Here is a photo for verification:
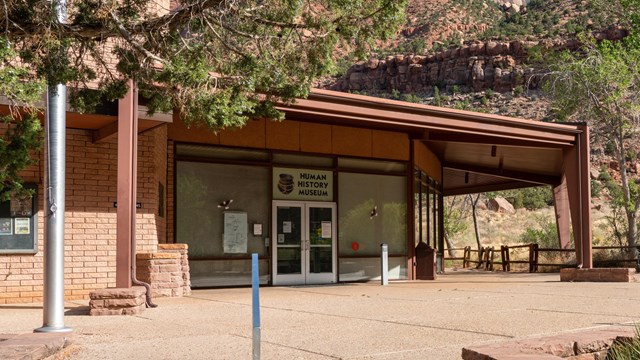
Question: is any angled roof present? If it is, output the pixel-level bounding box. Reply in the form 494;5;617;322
279;89;583;195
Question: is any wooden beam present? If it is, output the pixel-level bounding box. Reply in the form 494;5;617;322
92;121;119;143
424;132;573;149
443;161;561;186
444;180;536;196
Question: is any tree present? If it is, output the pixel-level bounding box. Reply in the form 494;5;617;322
443;195;469;257
0;0;407;198
543;1;640;255
467;193;482;253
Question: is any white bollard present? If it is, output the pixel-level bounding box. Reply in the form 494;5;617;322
381;243;389;286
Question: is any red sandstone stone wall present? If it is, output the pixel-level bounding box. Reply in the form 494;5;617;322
0;124;168;304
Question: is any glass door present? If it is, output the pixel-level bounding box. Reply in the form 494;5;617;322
272;201;336;285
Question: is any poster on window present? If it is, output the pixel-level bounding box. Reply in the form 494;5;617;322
14;218;30;235
223;212;247;254
0;218;11;235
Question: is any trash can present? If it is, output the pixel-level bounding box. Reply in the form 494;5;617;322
415;242;435;280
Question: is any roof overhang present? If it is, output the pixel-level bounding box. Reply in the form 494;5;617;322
0;95;172;143
278;89;583;196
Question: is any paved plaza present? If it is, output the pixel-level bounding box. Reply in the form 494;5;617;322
2;270;640;359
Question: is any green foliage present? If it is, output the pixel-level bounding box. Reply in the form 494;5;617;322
452;100;471;110
485;89;494;98
433;86;443;106
0;114;42;201
518;215;559;249
513;85;524;96
489;187;553;210
0;0;408;199
591;178;603;198
443;196;469;241
607;324;640;359
543;12;640;247
401;93;422;103
479;0;610;41
392;37;427;55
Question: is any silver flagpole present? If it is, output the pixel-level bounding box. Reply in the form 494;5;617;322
35;0;72;333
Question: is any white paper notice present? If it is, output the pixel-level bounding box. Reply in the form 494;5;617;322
14;218;30;235
223;212;247;253
283;221;292;234
321;221;332;238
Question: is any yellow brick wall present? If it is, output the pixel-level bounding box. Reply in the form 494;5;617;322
0;125;167;304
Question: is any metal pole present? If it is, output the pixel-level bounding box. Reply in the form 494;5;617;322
381;243;389;286
35;0;71;334
252;253;261;360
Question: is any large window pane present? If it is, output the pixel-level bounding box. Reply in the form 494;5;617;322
273;153;333;167
176;162;269;260
176;144;269;162
338;158;406;173
190;259;270;287
338;173;407;256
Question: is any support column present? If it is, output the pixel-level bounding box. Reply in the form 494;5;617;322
553;178;572;249
564;126;592;268
116;80;138;288
577;125;592;268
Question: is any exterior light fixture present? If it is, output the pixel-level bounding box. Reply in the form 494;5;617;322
217;199;233;210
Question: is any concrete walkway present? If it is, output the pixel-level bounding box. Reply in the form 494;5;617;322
2;270;640;359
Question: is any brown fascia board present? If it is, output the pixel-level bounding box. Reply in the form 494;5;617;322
291;89;582;145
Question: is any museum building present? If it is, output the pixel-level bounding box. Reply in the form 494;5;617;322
0;87;592;302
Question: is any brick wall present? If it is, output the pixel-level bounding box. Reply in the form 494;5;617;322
0;124;168;304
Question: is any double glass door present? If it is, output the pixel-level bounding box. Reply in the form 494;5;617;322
272;201;336;285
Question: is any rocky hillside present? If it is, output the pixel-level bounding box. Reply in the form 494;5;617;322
322;0;628;158
322;0;636;250
328;0;623;98
329;32;624;95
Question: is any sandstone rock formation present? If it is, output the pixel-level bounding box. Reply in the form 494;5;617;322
330;27;628;95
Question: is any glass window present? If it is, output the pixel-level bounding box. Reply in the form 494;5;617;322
338;158;406;173
413;168;442;250
339;257;407;282
176;161;270;260
273;153;334;167
338;173;407;256
176;144;269;162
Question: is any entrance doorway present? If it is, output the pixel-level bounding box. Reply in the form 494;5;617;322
272;201;337;285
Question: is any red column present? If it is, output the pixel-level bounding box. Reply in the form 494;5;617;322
564;125;592;268
553;178;572;249
116;80;138;288
577;125;592;268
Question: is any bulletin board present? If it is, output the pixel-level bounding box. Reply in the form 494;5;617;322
0;184;38;254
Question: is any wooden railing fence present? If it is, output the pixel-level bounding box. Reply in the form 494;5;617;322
443;244;640;273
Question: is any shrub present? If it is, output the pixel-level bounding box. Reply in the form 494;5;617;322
607;325;640;359
514;85;524;96
402;93;422;103
491;186;553;210
434;86;442;106
518;215;559;249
